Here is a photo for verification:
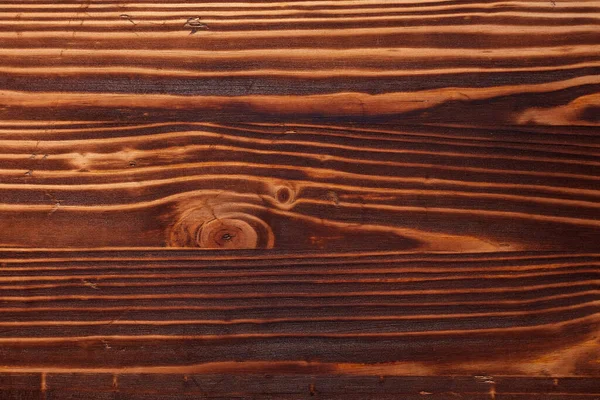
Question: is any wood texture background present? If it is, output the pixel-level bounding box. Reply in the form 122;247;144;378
0;0;599;398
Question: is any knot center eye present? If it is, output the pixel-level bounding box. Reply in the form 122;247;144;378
221;233;234;241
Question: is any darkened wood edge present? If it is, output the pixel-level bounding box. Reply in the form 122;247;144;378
0;374;599;400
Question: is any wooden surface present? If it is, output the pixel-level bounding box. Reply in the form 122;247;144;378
0;0;599;398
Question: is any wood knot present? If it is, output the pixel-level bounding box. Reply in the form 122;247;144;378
276;186;292;204
197;218;257;249
272;183;297;210
169;208;274;249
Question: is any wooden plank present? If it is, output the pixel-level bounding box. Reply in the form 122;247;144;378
0;0;598;397
1;122;599;251
0;250;597;376
0;0;597;125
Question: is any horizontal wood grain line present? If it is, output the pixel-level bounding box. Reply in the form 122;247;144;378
0;75;596;125
4;152;599;182
3;9;599;19
4;24;596;33
3;121;599;154
0;300;596;324
4;130;598;161
0;267;597;282
3;142;599;177
1;16;599;33
1;46;598;65
0;262;596;280
4;125;599;159
1;249;597;262
3;153;599;199
0;314;594;338
0;306;595;327
0;261;597;275
0;281;596;301
1;2;597;11
0;293;596;314
0;312;595;342
1;121;597;143
1;293;595;311
1;3;598;14
1;68;598;97
237;122;600;146
1;26;598;49
0;15;597;27
2;296;595;314
1;275;596;293
3;0;597;5
0;10;597;22
4;143;599;175
0;262;562;278
0;68;598;93
1;3;597;12
0;298;600;327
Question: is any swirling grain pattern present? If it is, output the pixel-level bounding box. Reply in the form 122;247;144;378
1;121;599;251
0;0;598;398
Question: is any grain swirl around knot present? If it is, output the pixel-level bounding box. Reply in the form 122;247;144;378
169;203;275;250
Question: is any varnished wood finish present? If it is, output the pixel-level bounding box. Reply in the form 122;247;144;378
0;0;598;398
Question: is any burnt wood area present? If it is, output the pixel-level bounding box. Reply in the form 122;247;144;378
0;0;599;398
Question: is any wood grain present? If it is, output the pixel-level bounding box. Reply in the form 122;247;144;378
0;0;598;125
0;250;597;370
1;121;600;251
0;0;598;398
